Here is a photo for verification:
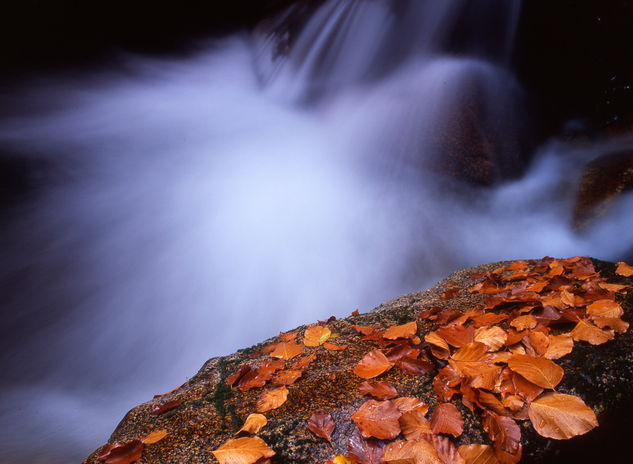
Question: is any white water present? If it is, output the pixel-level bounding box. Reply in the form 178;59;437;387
1;1;632;462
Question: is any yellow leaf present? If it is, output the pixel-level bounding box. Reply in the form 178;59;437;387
303;326;331;347
212;437;275;464
256;386;289;413
142;429;168;444
383;321;418;340
235;414;267;435
507;354;564;389
616;261;633;276
269;341;303;360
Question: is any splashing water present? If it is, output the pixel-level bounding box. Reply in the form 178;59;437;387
0;0;632;461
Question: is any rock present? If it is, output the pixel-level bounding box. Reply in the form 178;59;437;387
82;258;633;463
573;149;633;228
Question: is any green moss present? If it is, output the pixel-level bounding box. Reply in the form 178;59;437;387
211;357;236;432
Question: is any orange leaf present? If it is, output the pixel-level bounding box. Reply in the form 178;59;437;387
482;412;521;455
142;430;168;444
474;326;507;351
509;315;537;331
351;399;402;440
528;392;598;439
436;325;474;348
425;332;450;351
592;316;629;333
392;397;429;415
347;428;385;464
384;440;441;464
512;372;544;402
458;444;499;464
270;341;303;360
598;282;629;292
570;319;615;345
543;334;573;360
279;331;297;341
291;353;317;371
97;440;144;464
384;321;418;340
212;437;275;464
506;354;564;389
399;410;432;440
323;342;349;351
233;414;266;436
304;326;332;347
359;381;399;400
256;386;289;413
398;357;434;376
471;313;509;328
308;412;336;444
151;400;181;415
526;331;549;357
271;369;303;386
425;433;466;464
353;350;394;379
431;403;464;437
451;342;489;363
616;261;633;276
227;365;251;388
586;299;623;318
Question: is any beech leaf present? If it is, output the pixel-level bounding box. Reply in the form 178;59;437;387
384;440;441;464
457;444;499;464
235;414;267;435
506;354;564;389
212;437;275;464
431;403;464;437
384;321;418;340
308;412;336;444
142;430;168;444
474;326;507;351
482;412;521;455
586;299;623;318
269;341;303;360
359;381;399;400
256;386;289;413
304;326;332;347
347;429;385;464
97;440;144;464
570;319;614;345
271;369;303;386
351;399;402;440
392;397;429;415
543;334;574;360
616;261;633;276
528;392;598;439
354;350;394;379
399;410;432;441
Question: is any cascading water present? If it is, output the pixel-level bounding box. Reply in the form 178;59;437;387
0;0;632;462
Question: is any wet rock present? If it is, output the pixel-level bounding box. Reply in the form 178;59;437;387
82;259;633;463
573;149;633;228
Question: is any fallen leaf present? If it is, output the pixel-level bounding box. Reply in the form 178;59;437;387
471;313;509;328
330;455;354;464
507;354;564;389
347;428;385;464
437;325;474;348
257;360;286;376
151;400;181;415
384;440;441;464
457;444;499;464
392;397;429;415
359;381;399;400
291;353;317;371
350;325;382;336
271;369;303;386
386;344;421;362
384;321;418;340
354;350;394;379
308;412;336;444
422;433;465;464
227;365;251;388
509;315;537;331
97;440;144;464
592;316;629;333
212;437;275;464
482;412;521;455
586;299;623;318
570;319;615;345
351;399;402;440
526;331;549;356
399;410;432;440
304;326;332;347
598;282;629;292
323;342;349;351
256;386;289;413
279;331;298;341
451;342;489;363
235;414;267;436
142;430;169;444
431;403;464;437
270;341;303;360
543;334;574;360
528;392;598;439
616;261;633;276
398;357;434;376
442;288;462;299
511;372;544;403
474;326;507;351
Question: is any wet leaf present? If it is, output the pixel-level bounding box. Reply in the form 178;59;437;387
384;440;441;464
279;331;298;341
212;437;275;464
506;354;564;389
97;440;143;464
386;344;421;362
256;386;289;413
227;365;251;388
384;321;418;340
451;342;489;363
528;392;598;439
509;315;537;331
392;397;429;415
351;399;402;440
142;430;168;444
151;400;181;415
570;319;614;345
269;341;303;360
482;412;521;455
543;334;573;360
330;455;354;464
457;444;499;464
271;369;303;386
308;412;336;444
474;326;507;351
235;414;267;436
347;429;385;464
436;325;474;348
586;299;623;318
291;352;317;371
304;326;332;347
616;261;633;276
423;434;465;464
323;342;349;351
354;350;394;379
398;357;434;376
431;403;464;437
399;410;432;440
359;381;399;400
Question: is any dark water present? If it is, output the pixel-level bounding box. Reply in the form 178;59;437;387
1;1;632;462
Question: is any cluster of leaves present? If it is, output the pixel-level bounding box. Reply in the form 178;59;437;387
206;257;632;464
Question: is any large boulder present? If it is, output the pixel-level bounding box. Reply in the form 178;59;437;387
83;257;633;463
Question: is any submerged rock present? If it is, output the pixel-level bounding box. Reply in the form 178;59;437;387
83;258;633;463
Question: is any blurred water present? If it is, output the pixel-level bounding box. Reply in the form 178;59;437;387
1;0;632;462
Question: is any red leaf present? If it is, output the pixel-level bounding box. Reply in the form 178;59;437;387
482;412;521;455
97;440;144;464
347;428;385;464
151;400;181;415
227;365;251;388
359;381;399;400
431;403;464;437
352;400;402;440
308;412;336;444
398;357;434;376
354;350;394;379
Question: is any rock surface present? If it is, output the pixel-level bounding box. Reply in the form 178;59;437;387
83;258;633;464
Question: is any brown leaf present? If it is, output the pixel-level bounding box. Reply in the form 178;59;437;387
471;313;509;328
269;341;303;360
506;354;564;389
227;365;251;388
142;430;168;444
457;444;499;464
323;342;349;351
236;414;267;435
257;360;286;376
474;326;507;351
433;365;461;402
256;386;289;413
399;410;432;441
279;331;298;341
271;369;303;386
528;392;598;439
97;440;144;464
384;440;441;464
442;288;462;299
151;400;181;415
459;363;502;391
359;381;399;400
423;434;465;464
351;325;382;336
451;342;489;363
586;299;623;318
386;344;421;362
482;412;521;455
431;403;464;437
354;350;394;379
543;334;574;359
392;397;429;415
592;316;629;333
526;331;549;357
352;399;402;440
511;373;544;403
436;325;474;348
384;321;418;340
347;428;385;464
616;261;633;276
509;315;537;331
212;437;275;464
308;412;336;444
291;352;317;371
398;357;434;376
304;326;332;347
570;318;615;345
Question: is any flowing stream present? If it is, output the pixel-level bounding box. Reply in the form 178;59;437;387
1;0;632;462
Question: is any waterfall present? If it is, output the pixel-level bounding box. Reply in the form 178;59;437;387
0;1;631;462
